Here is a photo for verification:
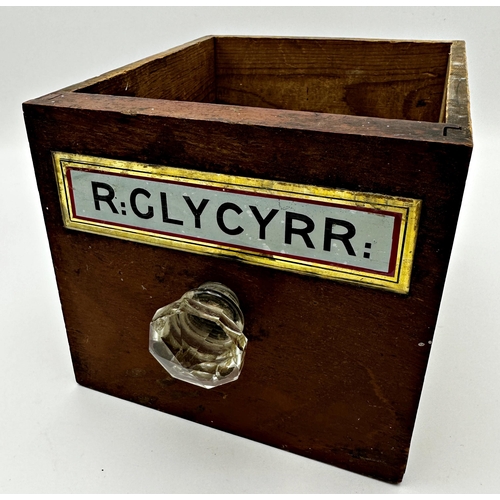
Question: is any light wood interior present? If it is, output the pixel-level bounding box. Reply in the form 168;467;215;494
77;37;452;123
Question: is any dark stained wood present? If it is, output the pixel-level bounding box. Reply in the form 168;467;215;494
23;36;473;484
26;91;469;146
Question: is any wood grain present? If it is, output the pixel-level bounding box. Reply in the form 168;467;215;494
24;36;473;484
77;36;216;103
74;36;451;123
215;37;450;121
443;41;473;135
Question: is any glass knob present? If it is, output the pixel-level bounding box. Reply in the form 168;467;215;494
149;282;247;389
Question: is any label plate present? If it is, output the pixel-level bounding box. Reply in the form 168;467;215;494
53;152;421;293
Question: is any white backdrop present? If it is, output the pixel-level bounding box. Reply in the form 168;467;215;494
1;6;499;494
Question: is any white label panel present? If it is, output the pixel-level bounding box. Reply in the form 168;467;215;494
53;153;421;293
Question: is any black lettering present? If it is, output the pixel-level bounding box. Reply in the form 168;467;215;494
217;202;243;235
130;188;154;219
249;206;279;240
363;242;372;259
92;182;118;214
284;212;315;249
183;196;209;229
324;218;356;256
160;192;183;226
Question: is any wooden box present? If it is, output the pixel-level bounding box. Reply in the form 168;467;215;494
23;36;473;483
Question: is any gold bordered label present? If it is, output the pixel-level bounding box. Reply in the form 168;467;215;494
53;152;421;294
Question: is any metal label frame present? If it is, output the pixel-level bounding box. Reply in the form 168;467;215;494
53;152;421;294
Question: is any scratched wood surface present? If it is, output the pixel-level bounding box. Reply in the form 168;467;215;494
24;37;472;484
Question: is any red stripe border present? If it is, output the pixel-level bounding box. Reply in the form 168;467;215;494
64;165;404;279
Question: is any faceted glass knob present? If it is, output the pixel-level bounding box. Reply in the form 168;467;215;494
149;282;247;389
